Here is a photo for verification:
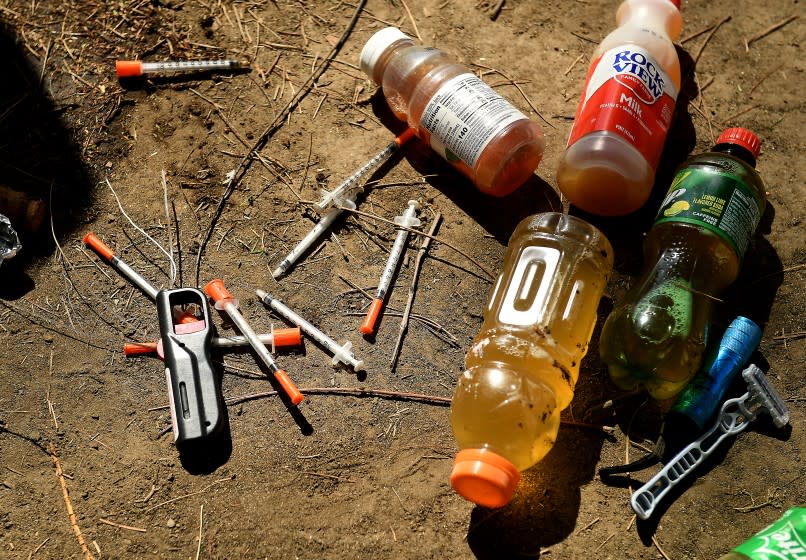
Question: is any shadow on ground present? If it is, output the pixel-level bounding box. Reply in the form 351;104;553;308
0;22;93;298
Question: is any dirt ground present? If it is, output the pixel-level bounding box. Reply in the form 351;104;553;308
0;0;803;558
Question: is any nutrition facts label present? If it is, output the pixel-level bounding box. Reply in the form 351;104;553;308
421;73;527;168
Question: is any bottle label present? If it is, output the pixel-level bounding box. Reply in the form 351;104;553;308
566;45;678;169
496;246;560;326
732;507;806;559
420;73;528;168
654;167;763;260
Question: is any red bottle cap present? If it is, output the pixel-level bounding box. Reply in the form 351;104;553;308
450;448;520;508
716;128;761;159
668;0;681;9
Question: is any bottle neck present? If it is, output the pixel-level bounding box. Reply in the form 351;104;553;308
616;0;682;40
712;144;757;168
367;38;417;84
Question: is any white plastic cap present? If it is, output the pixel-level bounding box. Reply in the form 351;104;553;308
359;27;410;79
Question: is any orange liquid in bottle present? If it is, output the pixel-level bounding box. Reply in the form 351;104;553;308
360;28;545;197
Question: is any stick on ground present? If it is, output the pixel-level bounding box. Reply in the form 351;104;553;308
390;212;442;371
50;443;95;560
194;0;368;286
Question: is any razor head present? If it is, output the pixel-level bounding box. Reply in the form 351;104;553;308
742;364;790;428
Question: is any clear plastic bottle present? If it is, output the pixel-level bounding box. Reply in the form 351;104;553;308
557;0;682;216
718;506;806;559
359;27;545;197
450;213;613;508
599;128;766;400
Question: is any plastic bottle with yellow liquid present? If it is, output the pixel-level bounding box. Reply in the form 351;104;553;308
359;27;545;197
599;128;767;400
450;213;613;508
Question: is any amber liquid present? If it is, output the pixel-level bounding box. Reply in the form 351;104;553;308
599;151;766;400
451;213;613;470
374;41;545;196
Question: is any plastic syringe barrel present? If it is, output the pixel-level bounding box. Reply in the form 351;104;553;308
256;290;364;371
667;316;761;432
83;231;159;301
204;280;303;405
272;208;341;279
314;129;415;214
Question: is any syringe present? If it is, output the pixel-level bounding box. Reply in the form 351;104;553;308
272;129;416;279
204;279;304;406
360;200;421;335
124;326;303;358
256;290;365;372
116;59;249;78
83;231;159;300
315;128;416;213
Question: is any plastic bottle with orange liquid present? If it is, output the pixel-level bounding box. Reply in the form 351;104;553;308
450;213;613;508
557;0;682;216
359;27;545;197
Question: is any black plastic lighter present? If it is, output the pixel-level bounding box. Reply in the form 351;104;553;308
157;287;225;446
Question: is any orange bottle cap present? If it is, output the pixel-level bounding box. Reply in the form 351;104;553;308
450;448;520;508
273;327;302;348
204;279;233;303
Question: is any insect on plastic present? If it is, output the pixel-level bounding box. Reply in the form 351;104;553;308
272;129;416;279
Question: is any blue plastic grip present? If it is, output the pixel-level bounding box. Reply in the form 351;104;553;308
669;316;762;430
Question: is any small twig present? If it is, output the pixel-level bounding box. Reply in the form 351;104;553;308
194;0;368;286
98;518;146;533
595;533;615;553
337;205;495;280
488;0;505;21
195;505;204;560
745;15;799;51
564;53;585;76
652;535;673;560
575;517;600;536
723;104;760;123
774;331;806;341
683;16;731;88
144;478;232;512
161;170;176;288
50;443;95;560
570;30;598;44
298;470;356;483
391;212;442;371
226;387;452;407
471;62;555;128
749;62;785;95
28;537;49;559
398;0;421;40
